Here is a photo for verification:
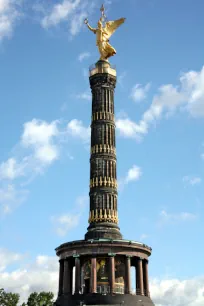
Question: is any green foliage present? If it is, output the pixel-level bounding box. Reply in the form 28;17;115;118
0;289;55;306
24;292;54;306
0;288;20;306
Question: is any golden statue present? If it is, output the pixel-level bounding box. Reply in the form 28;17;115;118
84;5;125;61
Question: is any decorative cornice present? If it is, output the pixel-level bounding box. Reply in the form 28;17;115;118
89;74;116;89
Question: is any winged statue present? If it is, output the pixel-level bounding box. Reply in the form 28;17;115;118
84;6;125;61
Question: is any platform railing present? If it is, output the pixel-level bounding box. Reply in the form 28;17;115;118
96;285;125;294
89;63;116;77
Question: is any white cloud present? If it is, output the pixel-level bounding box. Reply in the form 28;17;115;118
0;158;26;180
125;165;142;184
75;90;91;101
151;277;204;306
118;66;204;140
118;71;127;87
0;117;90;215
82;68;88;79
41;0;81;28
51;213;80;236
78;51;90;62
159;210;197;225
201;153;204;160
139;233;148;241
0;184;28;215
183;176;202;186
75;194;88;210
116;117;147;141
21;119;59;164
0;251;58;304
0;0;21;41
69;10;86;36
0;119;60;183
130;83;151;102
40;0;95;37
0;248;25;272
67;119;90;143
51;195;88;236
118;165;142;191
21;119;58;147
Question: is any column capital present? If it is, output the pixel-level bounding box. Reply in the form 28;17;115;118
73;254;80;258
126;255;132;258
108;252;116;257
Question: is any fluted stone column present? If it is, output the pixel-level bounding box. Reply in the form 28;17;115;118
109;255;115;294
144;260;150;297
58;259;64;296
63;258;71;294
85;60;122;240
91;257;97;293
137;258;144;295
74;256;81;294
125;256;131;294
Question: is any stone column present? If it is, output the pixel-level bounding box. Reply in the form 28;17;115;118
63;258;71;294
144;260;150;297
136;259;139;294
91;257;97;293
109;255;115;294
74;256;81;294
125;256;131;294
58;259;64;296
137;258;144;296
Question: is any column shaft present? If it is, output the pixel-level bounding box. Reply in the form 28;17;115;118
144;260;150;297
75;257;81;294
63;258;71;294
58;260;64;296
109;256;115;294
125;256;131;294
137;258;144;295
91;257;97;293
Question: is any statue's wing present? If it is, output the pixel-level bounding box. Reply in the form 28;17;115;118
104;18;126;39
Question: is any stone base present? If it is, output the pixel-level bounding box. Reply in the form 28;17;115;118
55;293;155;306
85;222;122;240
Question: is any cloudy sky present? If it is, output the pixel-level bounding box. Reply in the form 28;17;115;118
0;0;204;305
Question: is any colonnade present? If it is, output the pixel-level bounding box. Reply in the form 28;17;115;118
58;255;150;297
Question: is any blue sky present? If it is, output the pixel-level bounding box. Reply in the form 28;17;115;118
0;0;204;305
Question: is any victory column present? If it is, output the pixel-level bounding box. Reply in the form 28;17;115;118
54;5;155;306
